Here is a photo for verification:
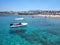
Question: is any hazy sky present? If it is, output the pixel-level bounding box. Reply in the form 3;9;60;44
0;0;60;11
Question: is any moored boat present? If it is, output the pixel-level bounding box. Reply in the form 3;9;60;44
10;23;28;28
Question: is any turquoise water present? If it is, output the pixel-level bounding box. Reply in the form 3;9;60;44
0;14;60;45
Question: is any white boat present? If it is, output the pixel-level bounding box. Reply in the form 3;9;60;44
10;23;28;28
15;18;24;20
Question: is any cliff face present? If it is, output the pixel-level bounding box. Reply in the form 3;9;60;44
0;11;60;15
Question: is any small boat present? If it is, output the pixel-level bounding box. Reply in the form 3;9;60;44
10;23;28;28
15;18;24;20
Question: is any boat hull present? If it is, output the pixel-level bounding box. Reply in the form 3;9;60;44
10;23;28;28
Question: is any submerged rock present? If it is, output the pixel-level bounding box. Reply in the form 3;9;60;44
9;29;27;34
19;30;60;45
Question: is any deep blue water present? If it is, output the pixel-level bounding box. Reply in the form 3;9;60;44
0;14;60;45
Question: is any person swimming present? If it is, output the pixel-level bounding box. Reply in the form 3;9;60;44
19;22;21;25
32;16;34;18
10;24;13;26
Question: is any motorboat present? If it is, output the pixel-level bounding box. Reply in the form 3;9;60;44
15;18;24;20
10;23;28;28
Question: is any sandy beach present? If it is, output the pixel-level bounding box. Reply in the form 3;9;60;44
34;15;60;18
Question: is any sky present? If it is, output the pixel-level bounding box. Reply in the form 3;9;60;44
0;0;60;11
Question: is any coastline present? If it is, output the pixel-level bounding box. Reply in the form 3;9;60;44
0;13;60;18
34;15;60;18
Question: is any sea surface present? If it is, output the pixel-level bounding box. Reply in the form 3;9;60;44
0;14;60;45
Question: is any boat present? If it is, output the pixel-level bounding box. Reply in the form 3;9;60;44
15;18;24;20
10;23;28;28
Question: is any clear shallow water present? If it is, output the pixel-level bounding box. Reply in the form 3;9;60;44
0;14;60;45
